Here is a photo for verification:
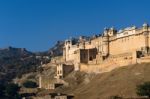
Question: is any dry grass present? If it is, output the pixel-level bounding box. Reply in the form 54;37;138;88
55;63;150;99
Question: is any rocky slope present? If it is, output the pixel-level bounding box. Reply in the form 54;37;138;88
54;63;150;99
35;41;64;57
13;59;150;99
1;45;150;99
0;46;41;83
0;41;65;84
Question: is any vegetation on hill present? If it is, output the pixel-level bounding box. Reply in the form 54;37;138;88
0;46;41;83
0;44;64;98
23;80;38;88
136;81;150;98
0;83;21;99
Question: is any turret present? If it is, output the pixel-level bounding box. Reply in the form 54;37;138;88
107;27;117;37
102;28;109;57
63;39;72;61
63;46;66;61
142;23;149;54
143;22;149;31
65;39;71;51
103;27;109;36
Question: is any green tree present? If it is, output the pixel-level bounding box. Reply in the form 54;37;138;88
136;82;150;98
5;83;21;99
0;83;5;97
23;80;37;88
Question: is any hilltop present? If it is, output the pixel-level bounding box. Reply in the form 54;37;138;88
35;41;64;57
0;46;32;58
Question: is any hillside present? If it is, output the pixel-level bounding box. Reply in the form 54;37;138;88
0;42;65;84
0;46;41;83
1;46;150;99
36;41;64;57
54;63;150;99
47;41;64;57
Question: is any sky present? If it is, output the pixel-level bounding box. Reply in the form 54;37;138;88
0;0;150;52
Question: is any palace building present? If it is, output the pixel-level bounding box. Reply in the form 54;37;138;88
39;23;150;90
62;23;150;73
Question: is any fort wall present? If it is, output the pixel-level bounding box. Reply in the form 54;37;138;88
109;30;146;55
39;23;150;91
62;23;150;73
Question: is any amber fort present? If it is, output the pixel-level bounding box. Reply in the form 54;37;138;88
54;23;150;74
39;23;150;89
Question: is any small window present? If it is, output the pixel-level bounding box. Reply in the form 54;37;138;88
68;46;70;50
89;57;92;61
68;41;70;44
84;54;86;58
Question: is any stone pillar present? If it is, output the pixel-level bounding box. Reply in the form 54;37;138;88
132;51;137;64
102;36;109;57
102;28;109;57
39;75;42;88
143;23;149;54
74;61;80;71
63;47;66;61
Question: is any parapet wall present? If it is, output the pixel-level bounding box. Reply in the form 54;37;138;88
51;56;64;64
79;51;137;73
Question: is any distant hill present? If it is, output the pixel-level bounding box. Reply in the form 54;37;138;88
0;46;41;83
0;46;33;58
35;41;64;57
45;41;64;57
0;41;65;83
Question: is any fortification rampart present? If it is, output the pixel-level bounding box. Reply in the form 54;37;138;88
59;23;150;73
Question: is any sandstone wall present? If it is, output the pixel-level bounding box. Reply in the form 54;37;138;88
79;52;137;73
109;32;146;55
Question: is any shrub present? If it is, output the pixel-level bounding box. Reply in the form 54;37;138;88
110;95;122;99
0;83;5;96
23;81;37;88
136;81;150;98
5;83;21;99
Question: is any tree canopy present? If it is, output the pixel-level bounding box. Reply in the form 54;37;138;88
136;81;150;98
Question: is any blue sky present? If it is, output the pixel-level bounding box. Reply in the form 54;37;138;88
0;0;150;52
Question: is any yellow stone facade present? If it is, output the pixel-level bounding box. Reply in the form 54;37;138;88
63;23;150;73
